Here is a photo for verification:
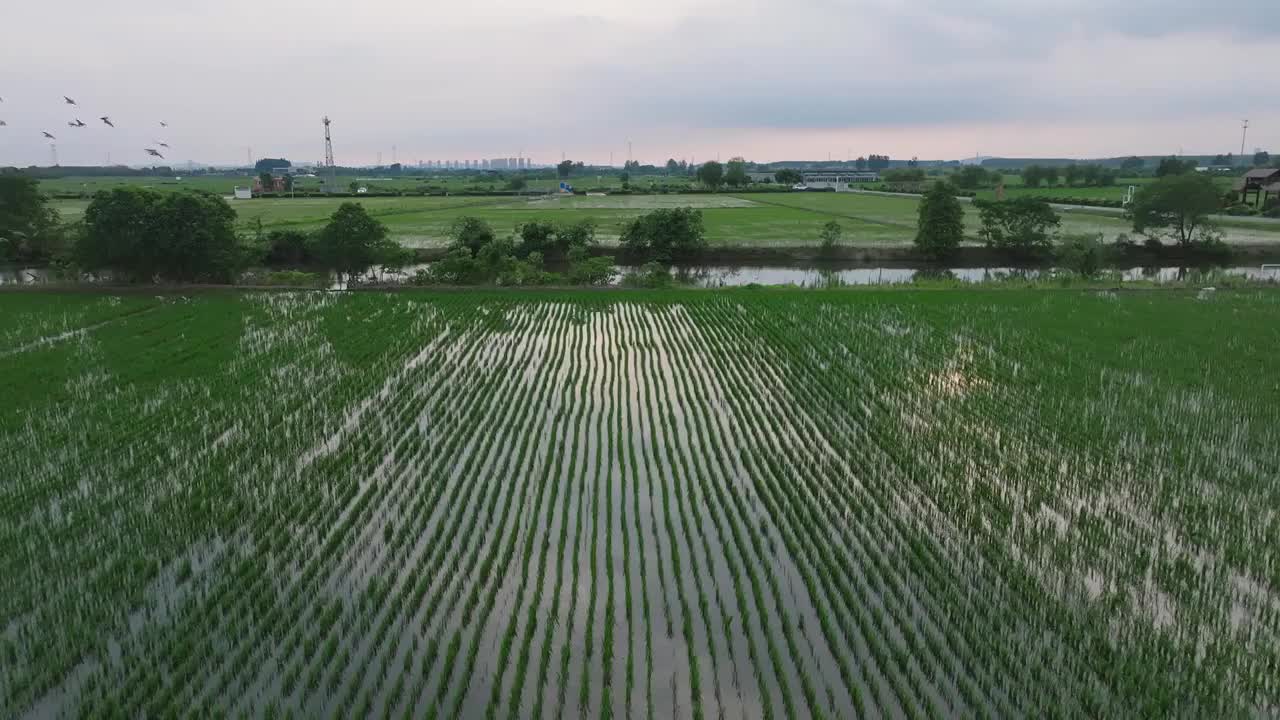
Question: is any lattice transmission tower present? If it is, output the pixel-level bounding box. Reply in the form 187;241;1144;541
323;116;336;192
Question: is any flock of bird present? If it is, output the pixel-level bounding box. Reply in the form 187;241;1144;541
0;95;171;160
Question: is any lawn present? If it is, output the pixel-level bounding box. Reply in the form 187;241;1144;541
3;288;1278;718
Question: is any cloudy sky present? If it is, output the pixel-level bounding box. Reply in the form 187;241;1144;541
2;0;1278;167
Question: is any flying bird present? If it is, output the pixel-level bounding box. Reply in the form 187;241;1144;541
43;131;56;139
99;116;114;127
156;141;170;148
63;96;77;105
159;121;167;127
145;148;165;159
0;120;7;127
68;118;86;128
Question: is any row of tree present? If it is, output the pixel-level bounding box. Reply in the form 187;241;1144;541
0;176;406;283
914;172;1230;259
1021;164;1119;188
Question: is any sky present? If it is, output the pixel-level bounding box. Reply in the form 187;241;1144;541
2;0;1279;168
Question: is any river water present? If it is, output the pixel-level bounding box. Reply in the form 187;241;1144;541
3;263;1278;288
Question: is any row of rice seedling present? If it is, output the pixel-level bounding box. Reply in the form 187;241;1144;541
3;289;1277;718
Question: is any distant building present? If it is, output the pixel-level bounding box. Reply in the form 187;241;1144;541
800;170;879;190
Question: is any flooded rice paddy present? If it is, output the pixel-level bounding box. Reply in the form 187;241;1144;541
2;289;1279;718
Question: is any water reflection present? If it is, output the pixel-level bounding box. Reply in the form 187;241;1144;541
3;263;1278;288
620;264;1280;288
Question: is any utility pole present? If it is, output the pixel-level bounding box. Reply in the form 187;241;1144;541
1241;119;1250;160
50;143;58;167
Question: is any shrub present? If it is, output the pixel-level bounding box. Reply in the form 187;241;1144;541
263;230;314;265
1056;234;1105;278
622;261;673;288
566;247;616;285
819;220;842;251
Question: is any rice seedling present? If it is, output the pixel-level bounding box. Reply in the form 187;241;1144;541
3;288;1278;719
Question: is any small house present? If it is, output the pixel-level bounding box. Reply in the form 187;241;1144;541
1234;168;1280;207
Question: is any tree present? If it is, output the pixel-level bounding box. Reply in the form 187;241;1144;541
914;182;964;258
1044;166;1061;187
1062;165;1081;187
556;160;575;179
448;216;496;254
974;198;1060;255
1022;165;1045;188
1156;156;1195;177
314;202;396;281
623;159;640;171
882;168;925;183
774;169;803;185
696;161;724;190
254;158;290;172
819;220;842;251
867;154;891;170
619;207;707;261
724;157;748;188
665;158;680;175
1254;151;1271;167
1128;173;1222;246
78;188;241;282
907;157;919;168
0;176;62;263
1121;156;1146;172
952;165;989;190
258;172;274;192
506;176;527;191
855;156;867;171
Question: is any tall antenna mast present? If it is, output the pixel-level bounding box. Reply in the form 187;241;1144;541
323;116;336;192
50;143;58;167
1240;119;1249;160
323;116;335;168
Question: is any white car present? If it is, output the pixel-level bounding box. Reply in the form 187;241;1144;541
791;183;809;191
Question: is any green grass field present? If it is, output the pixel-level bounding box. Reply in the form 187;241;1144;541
3;288;1278;718
46;177;1280;248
